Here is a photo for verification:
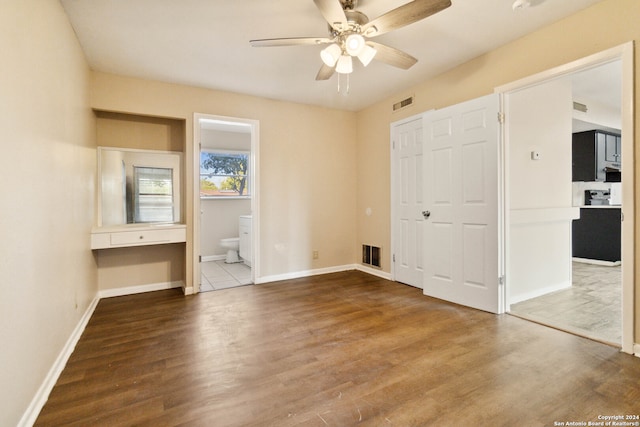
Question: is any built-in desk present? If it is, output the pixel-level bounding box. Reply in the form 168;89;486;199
91;224;187;250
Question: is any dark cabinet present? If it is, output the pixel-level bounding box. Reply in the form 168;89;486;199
572;130;621;182
603;132;621;163
572;208;621;262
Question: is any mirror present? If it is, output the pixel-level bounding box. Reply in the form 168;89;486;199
98;147;182;226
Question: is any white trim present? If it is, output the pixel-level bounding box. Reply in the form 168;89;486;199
508;282;572;305
510;207;580;225
496;42;635;354
634;343;640;358
495;44;628;94
572;257;621;267
18;295;100;427
355;264;393;280
255;264;357;284
98;281;183;299
201;254;226;262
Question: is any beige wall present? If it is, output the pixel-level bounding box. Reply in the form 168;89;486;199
356;0;639;340
0;1;97;425
91;72;358;283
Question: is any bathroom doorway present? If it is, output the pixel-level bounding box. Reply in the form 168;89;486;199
194;114;259;292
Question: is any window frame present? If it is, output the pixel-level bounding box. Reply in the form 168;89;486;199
199;148;251;199
132;166;175;223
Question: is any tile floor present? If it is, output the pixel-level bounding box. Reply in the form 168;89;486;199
510;261;621;346
200;260;252;292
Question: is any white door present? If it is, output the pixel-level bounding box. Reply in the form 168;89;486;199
423;94;501;313
392;117;424;288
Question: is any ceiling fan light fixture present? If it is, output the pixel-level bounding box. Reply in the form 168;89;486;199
345;33;365;56
336;54;353;74
357;44;377;67
512;0;531;10
320;43;342;67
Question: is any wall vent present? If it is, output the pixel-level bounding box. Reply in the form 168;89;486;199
392;96;414;112
573;101;588;113
362;244;381;268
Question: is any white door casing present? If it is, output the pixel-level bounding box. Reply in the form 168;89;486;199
423;94;501;313
391;116;425;288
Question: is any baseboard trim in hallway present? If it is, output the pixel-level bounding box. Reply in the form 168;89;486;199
19;294;100;427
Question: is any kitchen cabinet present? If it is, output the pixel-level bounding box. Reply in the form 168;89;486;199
572;207;621;262
572;130;621;182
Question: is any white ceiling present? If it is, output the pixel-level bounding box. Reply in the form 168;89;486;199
60;0;606;111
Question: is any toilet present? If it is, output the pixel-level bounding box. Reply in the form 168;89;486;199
220;237;240;263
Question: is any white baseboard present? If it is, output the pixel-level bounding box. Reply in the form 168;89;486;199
183;283;195;295
355;264;392;280
201;255;226;262
509;281;572;305
18;295;100;427
572;257;621;267
255;264;358;284
98;281;184;299
21;281;185;425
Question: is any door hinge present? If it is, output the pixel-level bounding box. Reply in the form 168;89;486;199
498;112;505;124
392;140;396;149
499;275;505;286
199;255;202;263
621;211;624;222
393;253;396;262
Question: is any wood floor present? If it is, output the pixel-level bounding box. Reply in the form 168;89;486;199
35;271;640;426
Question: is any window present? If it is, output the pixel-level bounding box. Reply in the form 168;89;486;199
133;166;174;223
200;150;250;198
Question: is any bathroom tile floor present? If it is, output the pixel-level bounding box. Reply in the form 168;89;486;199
510;262;621;346
200;260;252;292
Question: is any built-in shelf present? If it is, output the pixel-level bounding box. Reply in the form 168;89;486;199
91;224;186;250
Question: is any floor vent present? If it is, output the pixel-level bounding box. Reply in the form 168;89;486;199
392;96;414;112
362;245;381;268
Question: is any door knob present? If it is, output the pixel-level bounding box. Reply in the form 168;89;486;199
422;210;431;219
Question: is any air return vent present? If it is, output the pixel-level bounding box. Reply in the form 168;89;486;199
573;101;588;113
392;96;414;112
362;244;381;268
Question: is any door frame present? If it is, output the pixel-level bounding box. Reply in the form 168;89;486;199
192;113;260;292
390;112;428;284
495;42;635;354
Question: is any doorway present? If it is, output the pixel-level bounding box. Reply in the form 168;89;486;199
193;114;259;292
498;43;634;353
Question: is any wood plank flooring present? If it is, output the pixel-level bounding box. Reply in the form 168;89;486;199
35;271;640;426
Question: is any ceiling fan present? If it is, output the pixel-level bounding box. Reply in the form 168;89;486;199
250;0;452;81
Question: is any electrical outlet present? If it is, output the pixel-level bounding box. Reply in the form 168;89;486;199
313;250;319;259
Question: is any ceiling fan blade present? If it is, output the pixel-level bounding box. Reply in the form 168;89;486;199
362;0;451;37
250;37;332;47
313;0;348;30
368;42;417;69
315;63;336;80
